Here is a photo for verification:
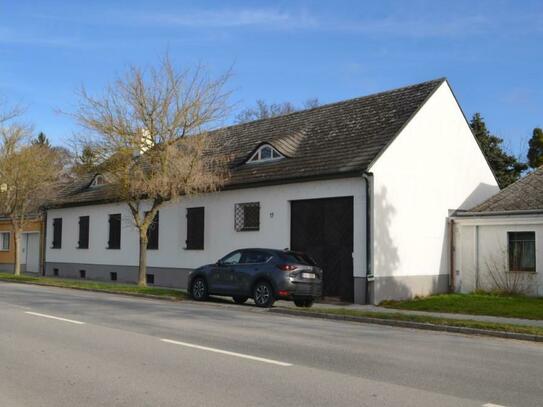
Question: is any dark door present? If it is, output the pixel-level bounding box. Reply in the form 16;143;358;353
291;197;354;302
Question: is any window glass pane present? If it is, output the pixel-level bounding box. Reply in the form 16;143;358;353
508;232;535;272
272;150;281;158
1;233;9;250
242;251;271;264
222;251;242;265
279;252;316;265
260;146;272;160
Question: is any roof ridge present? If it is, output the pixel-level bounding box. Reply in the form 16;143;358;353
214;77;447;133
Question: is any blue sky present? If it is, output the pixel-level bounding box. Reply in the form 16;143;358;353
1;0;542;158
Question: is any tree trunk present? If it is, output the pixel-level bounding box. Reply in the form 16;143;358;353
138;230;148;287
13;227;22;276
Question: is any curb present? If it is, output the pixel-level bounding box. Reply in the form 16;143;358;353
269;308;543;343
0;278;185;302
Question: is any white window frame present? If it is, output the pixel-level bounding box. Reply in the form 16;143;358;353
0;232;10;251
90;174;106;187
247;144;284;164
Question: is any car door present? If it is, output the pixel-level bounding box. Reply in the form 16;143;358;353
209;250;242;294
234;250;272;295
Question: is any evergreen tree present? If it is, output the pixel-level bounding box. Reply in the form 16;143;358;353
470;113;527;188
527;128;543;169
32;132;51;147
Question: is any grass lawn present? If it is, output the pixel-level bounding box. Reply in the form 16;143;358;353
0;272;187;300
288;307;543;337
381;293;543;320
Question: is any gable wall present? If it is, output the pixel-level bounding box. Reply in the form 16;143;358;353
368;81;499;302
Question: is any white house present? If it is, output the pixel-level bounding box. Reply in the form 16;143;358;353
453;167;543;296
44;78;499;304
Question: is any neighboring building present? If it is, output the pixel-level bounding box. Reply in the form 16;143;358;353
453;167;543;296
0;216;43;274
44;78;499;304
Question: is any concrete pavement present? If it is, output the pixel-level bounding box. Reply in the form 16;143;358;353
1;282;542;407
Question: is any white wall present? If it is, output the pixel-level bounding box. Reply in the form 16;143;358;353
46;178;367;276
369;81;499;280
454;216;543;296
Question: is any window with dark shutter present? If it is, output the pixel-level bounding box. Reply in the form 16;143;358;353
146;211;159;250
108;214;121;249
186;207;204;250
235;202;260;231
78;216;89;249
52;218;62;249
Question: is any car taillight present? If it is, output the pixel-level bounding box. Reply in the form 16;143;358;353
277;264;297;271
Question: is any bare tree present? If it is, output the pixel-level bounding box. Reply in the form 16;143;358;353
70;55;231;286
483;247;532;295
0;111;63;275
235;98;319;123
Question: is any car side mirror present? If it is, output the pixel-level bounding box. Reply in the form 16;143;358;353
216;259;224;266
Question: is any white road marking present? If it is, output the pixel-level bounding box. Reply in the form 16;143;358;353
160;338;293;367
25;311;85;325
483;403;507;407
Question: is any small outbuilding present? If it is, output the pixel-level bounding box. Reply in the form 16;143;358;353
453;167;543;296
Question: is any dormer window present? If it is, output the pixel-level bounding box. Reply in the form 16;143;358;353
90;174;107;187
247;144;284;164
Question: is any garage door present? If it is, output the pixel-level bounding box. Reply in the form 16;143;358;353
290;197;354;302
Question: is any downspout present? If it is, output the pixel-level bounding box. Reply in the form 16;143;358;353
362;172;373;304
40;208;47;276
474;225;480;290
448;218;455;292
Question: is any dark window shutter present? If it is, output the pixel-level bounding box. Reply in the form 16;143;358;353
52;218;62;249
108;214;121;249
78;216;89;249
186;207;204;250
146;211;159;250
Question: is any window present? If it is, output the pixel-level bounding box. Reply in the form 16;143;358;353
110;272;117;281
146;274;155;285
0;232;10;251
235;202;260;231
247;144;284;164
146;211;159;250
508;232;536;272
241;250;272;264
186;207;204;250
79;269;86;279
108;214;121;249
52;218;62;249
78;216;90;249
221;251;242;265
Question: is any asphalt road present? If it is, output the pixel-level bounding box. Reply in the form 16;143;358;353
1;282;542;407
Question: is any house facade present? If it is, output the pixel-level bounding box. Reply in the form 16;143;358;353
453;167;543;296
0;217;43;274
44;78;499;304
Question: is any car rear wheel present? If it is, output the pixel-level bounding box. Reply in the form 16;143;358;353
233;296;249;304
190;277;208;301
253;282;275;308
294;298;314;308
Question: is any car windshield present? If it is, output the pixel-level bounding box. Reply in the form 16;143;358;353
279;252;316;266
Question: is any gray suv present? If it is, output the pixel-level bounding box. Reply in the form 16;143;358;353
188;248;322;308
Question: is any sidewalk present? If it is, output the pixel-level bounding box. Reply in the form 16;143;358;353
276;300;543;328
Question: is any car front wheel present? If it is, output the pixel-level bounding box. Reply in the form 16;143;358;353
253;282;275;308
190;277;208;301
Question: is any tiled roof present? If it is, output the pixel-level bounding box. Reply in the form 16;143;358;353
49;78;445;208
468;167;543;213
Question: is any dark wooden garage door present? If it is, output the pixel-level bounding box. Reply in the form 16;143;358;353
290;197;354;302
